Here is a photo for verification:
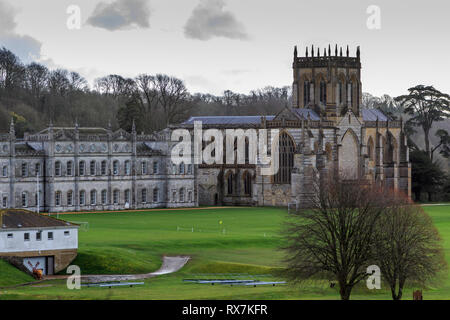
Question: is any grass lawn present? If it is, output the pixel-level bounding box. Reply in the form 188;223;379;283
0;205;449;300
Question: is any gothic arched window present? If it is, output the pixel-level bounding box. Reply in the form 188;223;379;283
319;81;327;104
274;132;295;184
304;81;311;105
243;171;252;196
227;171;234;195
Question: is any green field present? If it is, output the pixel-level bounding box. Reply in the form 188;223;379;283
0;205;449;300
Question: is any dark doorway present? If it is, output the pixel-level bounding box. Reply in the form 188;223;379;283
46;256;54;275
214;193;218;205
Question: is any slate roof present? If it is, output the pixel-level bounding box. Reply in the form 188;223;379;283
183;116;275;125
0;209;78;229
14;142;45;154
361;109;389;121
291;108;320;120
38;127;108;135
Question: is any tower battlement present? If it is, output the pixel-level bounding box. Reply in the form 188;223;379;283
294;45;360;65
292;45;362;118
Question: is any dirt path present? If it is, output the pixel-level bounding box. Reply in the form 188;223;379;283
45;256;191;283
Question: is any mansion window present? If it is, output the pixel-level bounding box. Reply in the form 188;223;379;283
153;188;159;202
35;163;41;176
24;233;30;241
79;161;85;176
125;189;131;204
125;161;131;175
79;190;86;205
67;191;73;206
55;161;61;176
101;190;107;205
36;232;42;241
67;161;73;176
142;189;147;203
179;162;185;175
48;232;53;240
188;191;193;202
113;161;119;175
141;161;147;175
172;191;177;202
179;188;185;202
21;192;28;207
273;132;295;184
153;161;159;174
101;161;107;175
21;163;28;177
90;161;96;176
90;190;97;205
338;81;343;104
2;166;7;177
2;196;7;208
113;190;120;205
55;191;61;206
187;164;193;175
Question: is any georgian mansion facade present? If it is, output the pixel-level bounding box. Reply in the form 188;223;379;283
0;123;196;213
0;45;412;212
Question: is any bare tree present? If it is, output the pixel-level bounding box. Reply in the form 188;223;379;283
372;191;446;300
25;63;49;108
0;47;24;92
282;174;387;300
135;73;158;114
94;74;136;98
68;71;88;92
152;74;189;126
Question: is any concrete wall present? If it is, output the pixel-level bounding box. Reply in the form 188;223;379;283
0;227;78;253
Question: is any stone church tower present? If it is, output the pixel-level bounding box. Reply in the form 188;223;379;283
292;44;362;119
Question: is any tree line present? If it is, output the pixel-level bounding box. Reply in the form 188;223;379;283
0;47;288;137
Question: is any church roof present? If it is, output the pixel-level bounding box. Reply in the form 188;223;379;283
183;116;275;125
291;108;320;120
361;109;389;121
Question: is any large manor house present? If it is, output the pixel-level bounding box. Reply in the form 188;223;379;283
0;46;411;212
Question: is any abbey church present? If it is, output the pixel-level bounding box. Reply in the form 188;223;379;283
0;46;411;212
182;45;411;207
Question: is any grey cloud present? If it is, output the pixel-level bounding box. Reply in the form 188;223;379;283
87;0;151;31
0;0;16;32
0;0;43;64
184;0;248;41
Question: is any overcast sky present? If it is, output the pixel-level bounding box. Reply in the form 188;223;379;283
1;0;449;97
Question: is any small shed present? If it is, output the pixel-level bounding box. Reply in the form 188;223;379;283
0;209;79;275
